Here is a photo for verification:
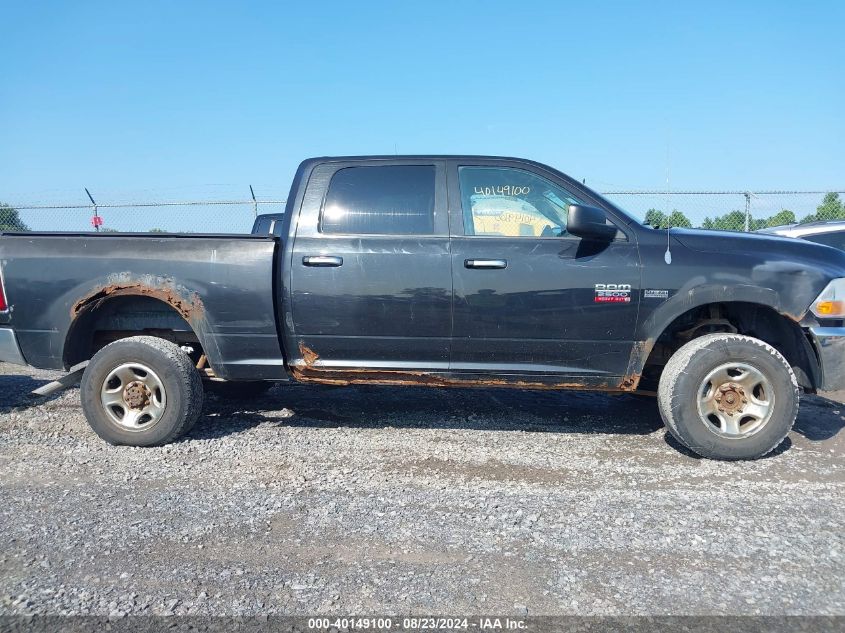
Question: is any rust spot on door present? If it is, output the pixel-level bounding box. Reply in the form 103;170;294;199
618;373;641;391
298;343;320;366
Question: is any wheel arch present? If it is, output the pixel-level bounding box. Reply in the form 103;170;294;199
63;281;223;375
629;292;819;391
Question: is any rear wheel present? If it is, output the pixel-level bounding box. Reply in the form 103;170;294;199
80;336;204;446
657;333;798;460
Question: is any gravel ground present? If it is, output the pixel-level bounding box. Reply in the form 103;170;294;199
0;361;843;616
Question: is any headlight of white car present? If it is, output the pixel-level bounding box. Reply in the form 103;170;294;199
811;278;845;318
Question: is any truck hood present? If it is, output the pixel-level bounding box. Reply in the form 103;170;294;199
664;227;845;320
671;227;845;277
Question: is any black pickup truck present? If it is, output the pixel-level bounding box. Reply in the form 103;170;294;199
2;156;845;460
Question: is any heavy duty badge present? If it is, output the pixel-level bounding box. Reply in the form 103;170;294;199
594;283;632;303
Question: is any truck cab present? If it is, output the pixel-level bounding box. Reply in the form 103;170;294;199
280;157;640;389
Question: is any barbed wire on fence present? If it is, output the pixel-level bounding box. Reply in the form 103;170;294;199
2;189;845;234
0;196;289;234
10;199;288;210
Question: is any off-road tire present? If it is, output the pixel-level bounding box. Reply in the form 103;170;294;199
657;333;799;460
80;336;204;446
207;380;273;400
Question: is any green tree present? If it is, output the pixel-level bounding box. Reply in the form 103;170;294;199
644;208;691;228
765;209;796;227
801;192;845;224
714;210;747;231
699;209;765;231
667;210;692;228
149;228;167;233
644;208;667;228
0;203;30;231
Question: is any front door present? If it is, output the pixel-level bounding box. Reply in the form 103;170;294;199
289;161;452;370
448;160;641;378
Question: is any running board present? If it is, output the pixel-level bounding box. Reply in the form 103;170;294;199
31;361;89;397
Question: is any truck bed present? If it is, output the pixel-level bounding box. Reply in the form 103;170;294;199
0;232;287;380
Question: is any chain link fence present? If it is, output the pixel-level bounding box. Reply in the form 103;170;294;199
0;199;287;234
602;191;845;231
2;190;844;234
0;184;289;234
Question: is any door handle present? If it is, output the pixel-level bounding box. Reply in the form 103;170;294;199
302;255;343;267
464;259;507;270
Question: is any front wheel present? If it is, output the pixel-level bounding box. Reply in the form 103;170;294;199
80;336;204;446
657;334;799;460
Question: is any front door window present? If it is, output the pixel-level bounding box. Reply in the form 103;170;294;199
458;166;584;237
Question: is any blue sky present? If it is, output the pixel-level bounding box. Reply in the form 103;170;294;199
1;1;843;230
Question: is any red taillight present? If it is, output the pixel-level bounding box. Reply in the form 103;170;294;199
0;272;7;311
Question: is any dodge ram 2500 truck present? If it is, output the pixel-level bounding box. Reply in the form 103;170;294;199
2;156;845;460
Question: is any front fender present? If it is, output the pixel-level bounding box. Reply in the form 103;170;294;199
626;284;807;381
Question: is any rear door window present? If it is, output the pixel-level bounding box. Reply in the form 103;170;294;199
321;165;435;235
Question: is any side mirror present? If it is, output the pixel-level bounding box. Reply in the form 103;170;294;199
567;204;617;241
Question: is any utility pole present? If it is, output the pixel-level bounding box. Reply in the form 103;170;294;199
744;192;752;232
250;185;258;219
85;188;101;232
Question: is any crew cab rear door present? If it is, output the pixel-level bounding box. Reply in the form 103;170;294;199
447;159;641;378
288;159;452;370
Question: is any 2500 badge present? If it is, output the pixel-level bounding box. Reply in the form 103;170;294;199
594;283;631;303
